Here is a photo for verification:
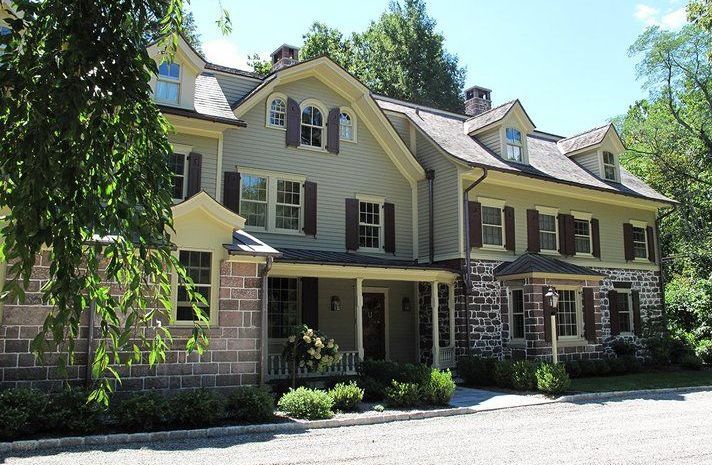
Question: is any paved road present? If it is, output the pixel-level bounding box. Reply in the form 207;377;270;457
5;390;712;465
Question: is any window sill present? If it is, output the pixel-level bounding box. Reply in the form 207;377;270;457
170;321;217;329
358;247;384;255
539;249;559;256
633;257;650;263
244;226;304;237
556;337;588;347
508;339;526;348
297;145;329;154
479;245;506;251
574;253;594;258
265;124;286;131
340;137;357;144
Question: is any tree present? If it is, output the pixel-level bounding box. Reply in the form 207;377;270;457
247;53;272;75
300;0;466;113
0;0;212;403
688;0;712;32
182;9;202;52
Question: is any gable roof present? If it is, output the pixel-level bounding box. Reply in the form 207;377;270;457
376;97;674;205
494;253;604;279
557;123;618;155
463;99;535;135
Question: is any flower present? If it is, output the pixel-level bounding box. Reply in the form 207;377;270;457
327;340;334;348
288;335;296;343
315;338;324;348
306;328;314;337
303;335;312;343
315;353;322;360
307;348;315;356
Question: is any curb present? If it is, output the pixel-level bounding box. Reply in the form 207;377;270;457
2;385;711;455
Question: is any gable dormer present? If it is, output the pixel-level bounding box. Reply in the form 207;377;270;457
558;123;624;183
464;99;535;165
147;36;206;110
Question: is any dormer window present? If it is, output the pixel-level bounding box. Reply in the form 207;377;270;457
603;151;618;181
505;128;523;163
301;104;324;148
156;62;181;104
340;112;354;141
267;95;287;129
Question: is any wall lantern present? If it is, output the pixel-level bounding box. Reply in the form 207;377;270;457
330;296;342;312
402;297;411;312
544;286;560;364
545;287;560;312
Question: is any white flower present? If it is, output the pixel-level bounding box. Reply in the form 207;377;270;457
306;329;314;337
288;335;296;343
307;348;315;356
327;340;334;348
334;344;339;351
315;338;323;348
303;335;312;343
315;353;322;360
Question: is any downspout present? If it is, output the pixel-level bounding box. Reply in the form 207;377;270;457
84;300;96;389
655;206;676;334
426;169;435;263
462;167;488;356
259;256;274;385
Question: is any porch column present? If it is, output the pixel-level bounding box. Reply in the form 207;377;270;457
431;281;440;368
448;283;456;348
355;277;364;361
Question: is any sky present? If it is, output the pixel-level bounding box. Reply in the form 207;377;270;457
187;0;689;136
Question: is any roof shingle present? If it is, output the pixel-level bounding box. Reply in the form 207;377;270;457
493;253;604;278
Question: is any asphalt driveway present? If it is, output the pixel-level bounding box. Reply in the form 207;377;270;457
4;390;712;465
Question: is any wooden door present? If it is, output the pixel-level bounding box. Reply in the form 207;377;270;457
362;292;386;360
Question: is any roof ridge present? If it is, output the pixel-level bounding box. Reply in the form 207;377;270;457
373;94;469;120
464;99;517;122
558;123;611;142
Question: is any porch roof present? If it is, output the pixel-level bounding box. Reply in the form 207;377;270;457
276;248;453;271
494;253;604;280
224;230;282;257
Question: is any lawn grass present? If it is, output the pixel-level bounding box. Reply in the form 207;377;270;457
570;369;712;393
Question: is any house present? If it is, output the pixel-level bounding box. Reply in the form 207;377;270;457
0;35;674;392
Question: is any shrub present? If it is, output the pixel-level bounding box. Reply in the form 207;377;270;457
669;337;695;365
591;359;611;377
535;363;571;395
422;370;456;406
327;382;364;412
621;355;642;373
511;361;538;391
46;389;105;435
681;354;704;371
114;391;170;432
577;359;597;377
565;360;582;379
696;339;712;365
323;375;358;390
278;387;334;420
611;339;638;357
225;387;274;423
643;335;672;366
457;356;496;386
493;360;514;388
357;360;430;401
607;357;628;375
0;388;48;440
358;376;389;402
385;381;421;408
169;389;224;428
282;326;341;386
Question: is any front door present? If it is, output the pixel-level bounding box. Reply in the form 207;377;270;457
362;292;386;360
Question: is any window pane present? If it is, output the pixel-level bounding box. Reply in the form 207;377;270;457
241;175;267;201
340;113;353;140
506;127;521;143
617;293;632;333
574;219;591;253
277;180;300;205
359;201;381;249
603;151;615;164
511;289;525;339
483;225;503;246
557;290;578;337
155;81;179;103
540;231;557;250
177;250;211;321
241;201;267;227
506;144;522;162
168;153;185;199
633;227;647;258
159;62;180;79
276;205;300;230
268;277;299;338
482;206;502;225
269;99;286;127
604;165;616;180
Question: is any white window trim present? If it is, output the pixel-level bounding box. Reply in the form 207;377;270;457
615;288;635;335
536;206;559;255
601;150;620;182
170;143;192;202
299;98;328;152
503;127;525;164
555;286;585;342
155;62;182;105
265;92;287;131
267;276;302;341
571;210;594;258
356;194;385;254
339;107;358;143
630;219;649;262
478;197;506;250
172;248;219;327
507;287;525;343
239;168;306;235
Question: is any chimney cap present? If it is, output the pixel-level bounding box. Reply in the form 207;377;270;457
465;85;492;93
270;44;301;59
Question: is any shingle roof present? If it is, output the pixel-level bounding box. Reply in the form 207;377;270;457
557;124;611;154
463;100;517;134
194;74;242;121
493;253;604;278
204;62;263;80
376;97;673;204
276;248;455;270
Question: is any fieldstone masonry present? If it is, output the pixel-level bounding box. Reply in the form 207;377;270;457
0;254;263;392
417;283;452;365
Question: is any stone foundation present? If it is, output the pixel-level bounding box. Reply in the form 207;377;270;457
417;282;452;365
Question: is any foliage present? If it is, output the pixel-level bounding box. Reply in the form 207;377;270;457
113;391;170;432
300;0;466;112
666;275;712;339
535;363;571;395
565;360;583;379
225;387;275;423
511;360;538;391
283;325;341;387
621;355;643;373
421;369;456;406
571;370;712;392
357;360;430;400
493;360;515;389
45;389;105;435
0;388;48;440
688;0;712;33
696;339;712;364
385;381;421;408
611;339;638;357
277;387;334;420
168;389;224;428
456;356;496;387
0;0;214;404
681;354;705;370
327;381;364;412
247;53;272;75
607;357;628;375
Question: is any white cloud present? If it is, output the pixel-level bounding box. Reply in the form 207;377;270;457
633;4;687;30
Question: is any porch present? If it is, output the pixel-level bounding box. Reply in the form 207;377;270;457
261;249;458;381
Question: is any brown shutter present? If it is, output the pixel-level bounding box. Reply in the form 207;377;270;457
527;209;540;253
326;107;340;154
608;289;620;336
186;152;202;197
632;290;642;336
469;201;482;248
646;226;656;263
565;214;576;256
345;198;359;251
623;223;634;261
223;171;240;213
286;97;301;147
303;181;317;236
384;202;395;254
591;218;601;258
542;288;552;343
504;206;515;252
583;288;596;342
301;277;319;330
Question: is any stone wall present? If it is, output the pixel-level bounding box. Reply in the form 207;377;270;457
417;282;452;365
0;254;263;392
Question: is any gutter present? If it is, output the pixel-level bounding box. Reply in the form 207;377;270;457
655;206;676;333
426;169;435;263
259;256;274;385
461;168;488;356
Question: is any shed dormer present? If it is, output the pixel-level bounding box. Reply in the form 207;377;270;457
557;123;625;183
464;99;535;165
147;36;206;110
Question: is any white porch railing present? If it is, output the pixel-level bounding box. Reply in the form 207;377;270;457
437;346;456;369
266;351;359;380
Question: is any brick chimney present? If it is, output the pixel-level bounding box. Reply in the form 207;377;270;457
270;44;300;72
464;85;492;117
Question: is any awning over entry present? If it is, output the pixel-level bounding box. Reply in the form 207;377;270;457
494;253;604;281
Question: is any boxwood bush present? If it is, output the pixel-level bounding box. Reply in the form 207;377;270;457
225;386;275;423
385;381;421;408
357;360;430;401
327;381;364;412
511;360;538;391
456;356;496;386
0;388;48;440
421;369;456;406
493;360;514;388
113;391;170;432
536;363;571;395
278;387;334;420
168;389;224;428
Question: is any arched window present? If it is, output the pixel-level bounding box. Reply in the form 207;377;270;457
267;95;286;128
301;105;324;147
340;112;354;141
505;127;523;163
156;62;181;104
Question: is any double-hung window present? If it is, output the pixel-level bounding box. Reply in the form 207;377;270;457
479;198;506;247
169;144;192;201
616;290;634;333
301;105;324;148
240;171;304;233
268;277;299;338
509;289;525;340
572;211;593;255
505;127;523;163
632;224;648;259
176;250;212;322
537;207;558;252
359;200;382;251
156;62;181;104
556;289;580;338
603;151;618;181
